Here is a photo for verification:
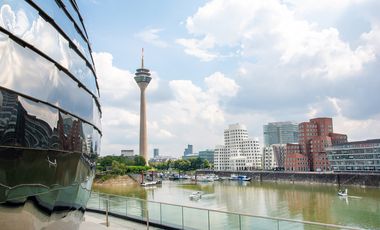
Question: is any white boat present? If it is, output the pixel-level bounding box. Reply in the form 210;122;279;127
338;188;348;196
189;191;203;200
229;174;251;181
141;180;162;187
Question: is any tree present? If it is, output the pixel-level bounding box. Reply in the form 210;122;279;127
134;155;146;166
203;159;211;169
173;159;191;173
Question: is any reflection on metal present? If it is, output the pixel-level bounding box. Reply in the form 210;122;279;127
47;156;57;168
0;0;100;229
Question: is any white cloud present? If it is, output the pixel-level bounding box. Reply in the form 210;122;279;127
135;28;168;48
178;0;378;79
176;36;218;61
205;72;239;97
93;51;239;156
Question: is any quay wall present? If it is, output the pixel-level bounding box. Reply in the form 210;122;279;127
196;170;380;187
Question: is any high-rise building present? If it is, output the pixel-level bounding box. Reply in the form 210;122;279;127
284;117;347;171
153;148;159;158
327;139;380;172
184;144;193;156
0;0;101;227
134;49;152;165
215;123;262;171
263;122;298;146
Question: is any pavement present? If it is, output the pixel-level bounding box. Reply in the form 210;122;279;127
79;211;162;230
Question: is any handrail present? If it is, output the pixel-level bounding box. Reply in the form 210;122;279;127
91;192;361;230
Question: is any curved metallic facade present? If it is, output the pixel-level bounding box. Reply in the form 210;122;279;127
0;0;101;229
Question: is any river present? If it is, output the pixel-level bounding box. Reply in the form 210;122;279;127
92;180;380;229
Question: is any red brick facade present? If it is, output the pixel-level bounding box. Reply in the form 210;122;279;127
284;117;347;172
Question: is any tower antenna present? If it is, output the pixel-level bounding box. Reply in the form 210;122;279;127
141;48;144;68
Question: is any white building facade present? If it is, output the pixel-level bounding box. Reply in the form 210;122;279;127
262;144;286;170
215;124;262;171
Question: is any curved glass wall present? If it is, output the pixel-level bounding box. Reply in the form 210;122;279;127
0;0;100;228
0;1;99;98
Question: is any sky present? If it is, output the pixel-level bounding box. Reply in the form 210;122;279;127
77;0;380;157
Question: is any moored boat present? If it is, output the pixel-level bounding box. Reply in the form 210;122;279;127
141;180;162;187
338;188;348;197
189;191;203;200
230;174;251;181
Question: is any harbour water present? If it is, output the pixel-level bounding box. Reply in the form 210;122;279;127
92;180;380;229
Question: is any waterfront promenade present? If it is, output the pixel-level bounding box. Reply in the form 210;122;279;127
197;170;380;187
87;191;365;229
80;212;162;230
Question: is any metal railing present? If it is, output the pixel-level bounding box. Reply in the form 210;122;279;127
86;192;361;230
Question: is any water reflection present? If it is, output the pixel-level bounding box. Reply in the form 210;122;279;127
93;181;380;229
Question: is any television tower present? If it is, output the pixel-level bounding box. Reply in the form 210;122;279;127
134;48;151;165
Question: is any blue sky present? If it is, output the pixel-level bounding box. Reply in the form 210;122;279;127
77;0;380;157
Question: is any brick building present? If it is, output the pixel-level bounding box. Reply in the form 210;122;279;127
284;117;347;171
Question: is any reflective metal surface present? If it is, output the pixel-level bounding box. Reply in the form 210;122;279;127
0;0;100;229
0;1;98;97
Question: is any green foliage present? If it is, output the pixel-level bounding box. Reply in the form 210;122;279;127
151;157;210;172
203;159;211;169
133;155;146;166
96;155;150;175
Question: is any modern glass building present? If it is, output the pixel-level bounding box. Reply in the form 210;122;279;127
199;149;214;164
263;122;298;146
327;139;380;172
0;0;101;229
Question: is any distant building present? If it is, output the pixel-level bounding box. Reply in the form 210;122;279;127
199;149;215;164
149;155;177;163
121;149;134;157
153;148;159;158
262;144;286;170
284;117;347;172
182;153;198;160
327;139;380;172
284;143;309;171
263;122;298;146
215;123;262;171
184;144;193;156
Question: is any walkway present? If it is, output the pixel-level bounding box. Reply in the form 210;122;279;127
80;211;162;230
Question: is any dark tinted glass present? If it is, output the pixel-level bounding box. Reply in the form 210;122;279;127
0;88;100;152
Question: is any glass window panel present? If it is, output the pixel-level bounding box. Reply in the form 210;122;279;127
147;202;161;224
58;111;82;152
0;2;98;97
92;129;101;156
61;0;87;40
184;207;208;230
81;122;93;155
0;35;95;125
92;98;101;130
209;211;240;230
30;0;92;62
18;97;59;149
161;204;183;229
0;90;19;146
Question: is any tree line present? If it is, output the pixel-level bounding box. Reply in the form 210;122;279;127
96;155;211;175
149;158;211;173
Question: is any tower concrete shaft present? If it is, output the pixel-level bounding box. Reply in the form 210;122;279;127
134;49;151;165
138;84;148;165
